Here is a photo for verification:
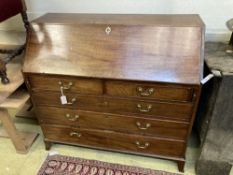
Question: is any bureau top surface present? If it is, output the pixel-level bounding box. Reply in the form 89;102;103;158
23;13;205;84
31;13;204;26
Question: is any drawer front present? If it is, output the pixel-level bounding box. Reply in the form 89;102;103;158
42;125;185;158
36;107;189;140
27;75;103;95
32;92;193;120
106;81;194;102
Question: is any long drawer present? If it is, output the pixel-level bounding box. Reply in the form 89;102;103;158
106;80;194;102
31;91;194;120
27;74;103;95
36;107;189;140
41;125;185;158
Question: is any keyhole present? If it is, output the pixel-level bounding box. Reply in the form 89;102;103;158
105;26;111;35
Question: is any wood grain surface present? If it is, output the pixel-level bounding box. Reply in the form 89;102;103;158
41;124;186;158
105;80;194;102
27;74;103;95
31;91;194;121
23;14;204;84
36;106;189;140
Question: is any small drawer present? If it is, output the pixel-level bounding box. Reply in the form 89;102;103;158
106;81;194;102
31;92;193;121
42;125;185;158
27;74;103;95
36;107;189;140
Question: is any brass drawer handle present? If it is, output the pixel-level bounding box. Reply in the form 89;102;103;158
66;114;79;121
137;104;152;113
136;122;151;130
98;101;109;107
135;141;150;149
58;81;73;90
59;85;76;105
70;132;82;138
66;98;76;105
137;87;155;97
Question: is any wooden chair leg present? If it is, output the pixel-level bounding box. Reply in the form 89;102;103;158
0;108;39;154
0;70;10;84
0;60;10;84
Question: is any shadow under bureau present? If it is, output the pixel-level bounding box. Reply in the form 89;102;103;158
23;13;205;172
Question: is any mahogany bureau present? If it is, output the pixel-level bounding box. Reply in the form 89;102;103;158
23;13;205;172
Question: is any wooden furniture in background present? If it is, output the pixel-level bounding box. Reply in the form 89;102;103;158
23;14;205;172
15;100;36;120
196;42;233;175
226;19;233;46
0;0;29;84
0;56;38;154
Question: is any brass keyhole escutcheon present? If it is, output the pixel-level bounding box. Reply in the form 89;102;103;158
105;26;112;35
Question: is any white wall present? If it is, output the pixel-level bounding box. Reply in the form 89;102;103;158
0;0;232;43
